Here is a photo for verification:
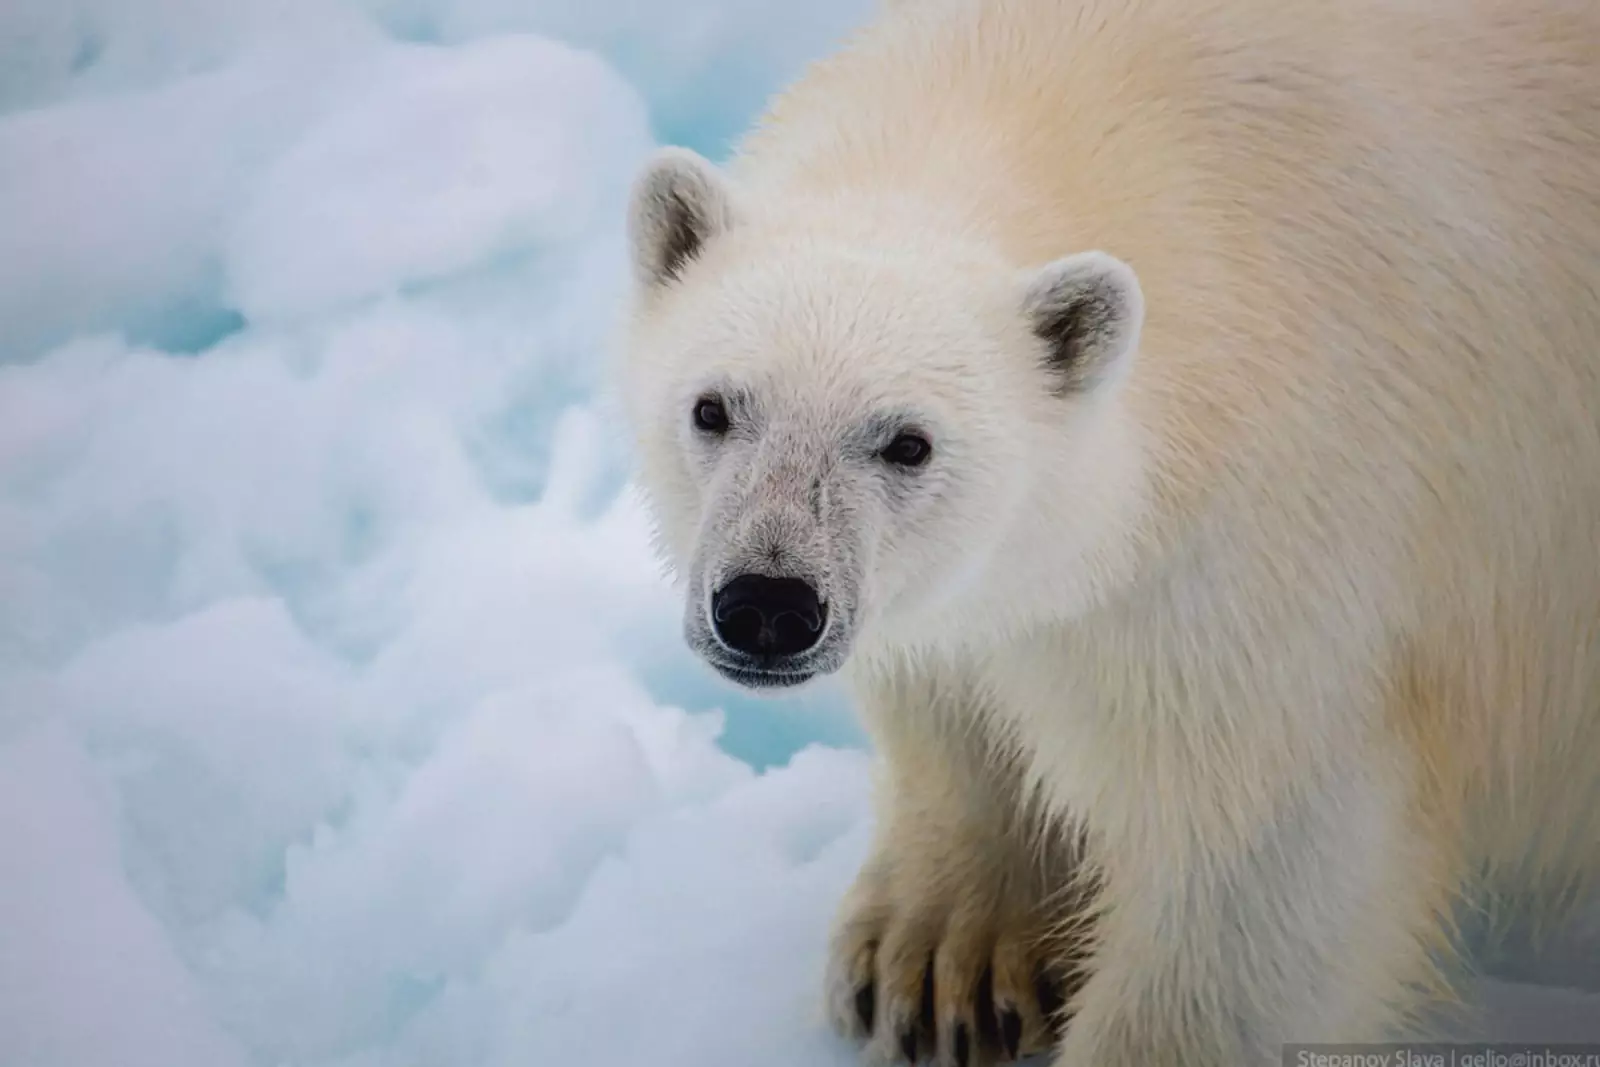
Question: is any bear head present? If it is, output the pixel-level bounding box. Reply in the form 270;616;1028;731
616;147;1149;691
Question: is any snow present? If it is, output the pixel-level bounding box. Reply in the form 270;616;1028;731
0;2;1593;1066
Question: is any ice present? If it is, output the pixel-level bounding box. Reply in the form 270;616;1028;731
353;0;882;155
0;0;376;113
0;2;868;1063
224;35;651;321
0;59;320;360
0;722;249;1067
0;1;1591;1065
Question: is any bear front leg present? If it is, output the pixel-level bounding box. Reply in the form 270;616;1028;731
829;669;1091;1067
1050;748;1450;1067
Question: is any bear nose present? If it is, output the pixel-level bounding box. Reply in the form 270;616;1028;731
711;575;827;658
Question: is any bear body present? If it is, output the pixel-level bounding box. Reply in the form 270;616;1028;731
616;1;1600;1064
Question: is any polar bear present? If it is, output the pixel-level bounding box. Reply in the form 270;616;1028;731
614;0;1600;1064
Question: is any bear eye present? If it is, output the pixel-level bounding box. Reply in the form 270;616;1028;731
692;395;729;435
881;431;932;468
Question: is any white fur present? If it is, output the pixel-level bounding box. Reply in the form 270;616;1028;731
616;1;1600;1064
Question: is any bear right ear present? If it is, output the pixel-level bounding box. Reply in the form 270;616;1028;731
627;146;740;291
1021;250;1144;396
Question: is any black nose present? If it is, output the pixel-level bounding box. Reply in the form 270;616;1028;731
711;575;827;658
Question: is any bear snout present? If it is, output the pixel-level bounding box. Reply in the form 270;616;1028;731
710;574;828;659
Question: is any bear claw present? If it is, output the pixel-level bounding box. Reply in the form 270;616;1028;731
855;983;876;1034
998;1006;1022;1060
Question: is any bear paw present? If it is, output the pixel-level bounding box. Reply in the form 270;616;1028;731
825;865;1078;1066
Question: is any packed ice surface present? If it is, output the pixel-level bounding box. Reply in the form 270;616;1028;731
0;3;1594;1066
0;4;873;1064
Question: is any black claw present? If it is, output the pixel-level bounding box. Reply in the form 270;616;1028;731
900;1027;918;1063
855;983;876;1034
1035;970;1066;1026
920;958;936;1033
974;965;999;1047
1000;1006;1023;1060
953;1021;970;1067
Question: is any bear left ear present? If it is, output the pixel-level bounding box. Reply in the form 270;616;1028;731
1021;250;1144;395
627;146;740;291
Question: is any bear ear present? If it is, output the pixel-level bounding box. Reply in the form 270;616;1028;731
627;146;740;291
1021;250;1144;395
